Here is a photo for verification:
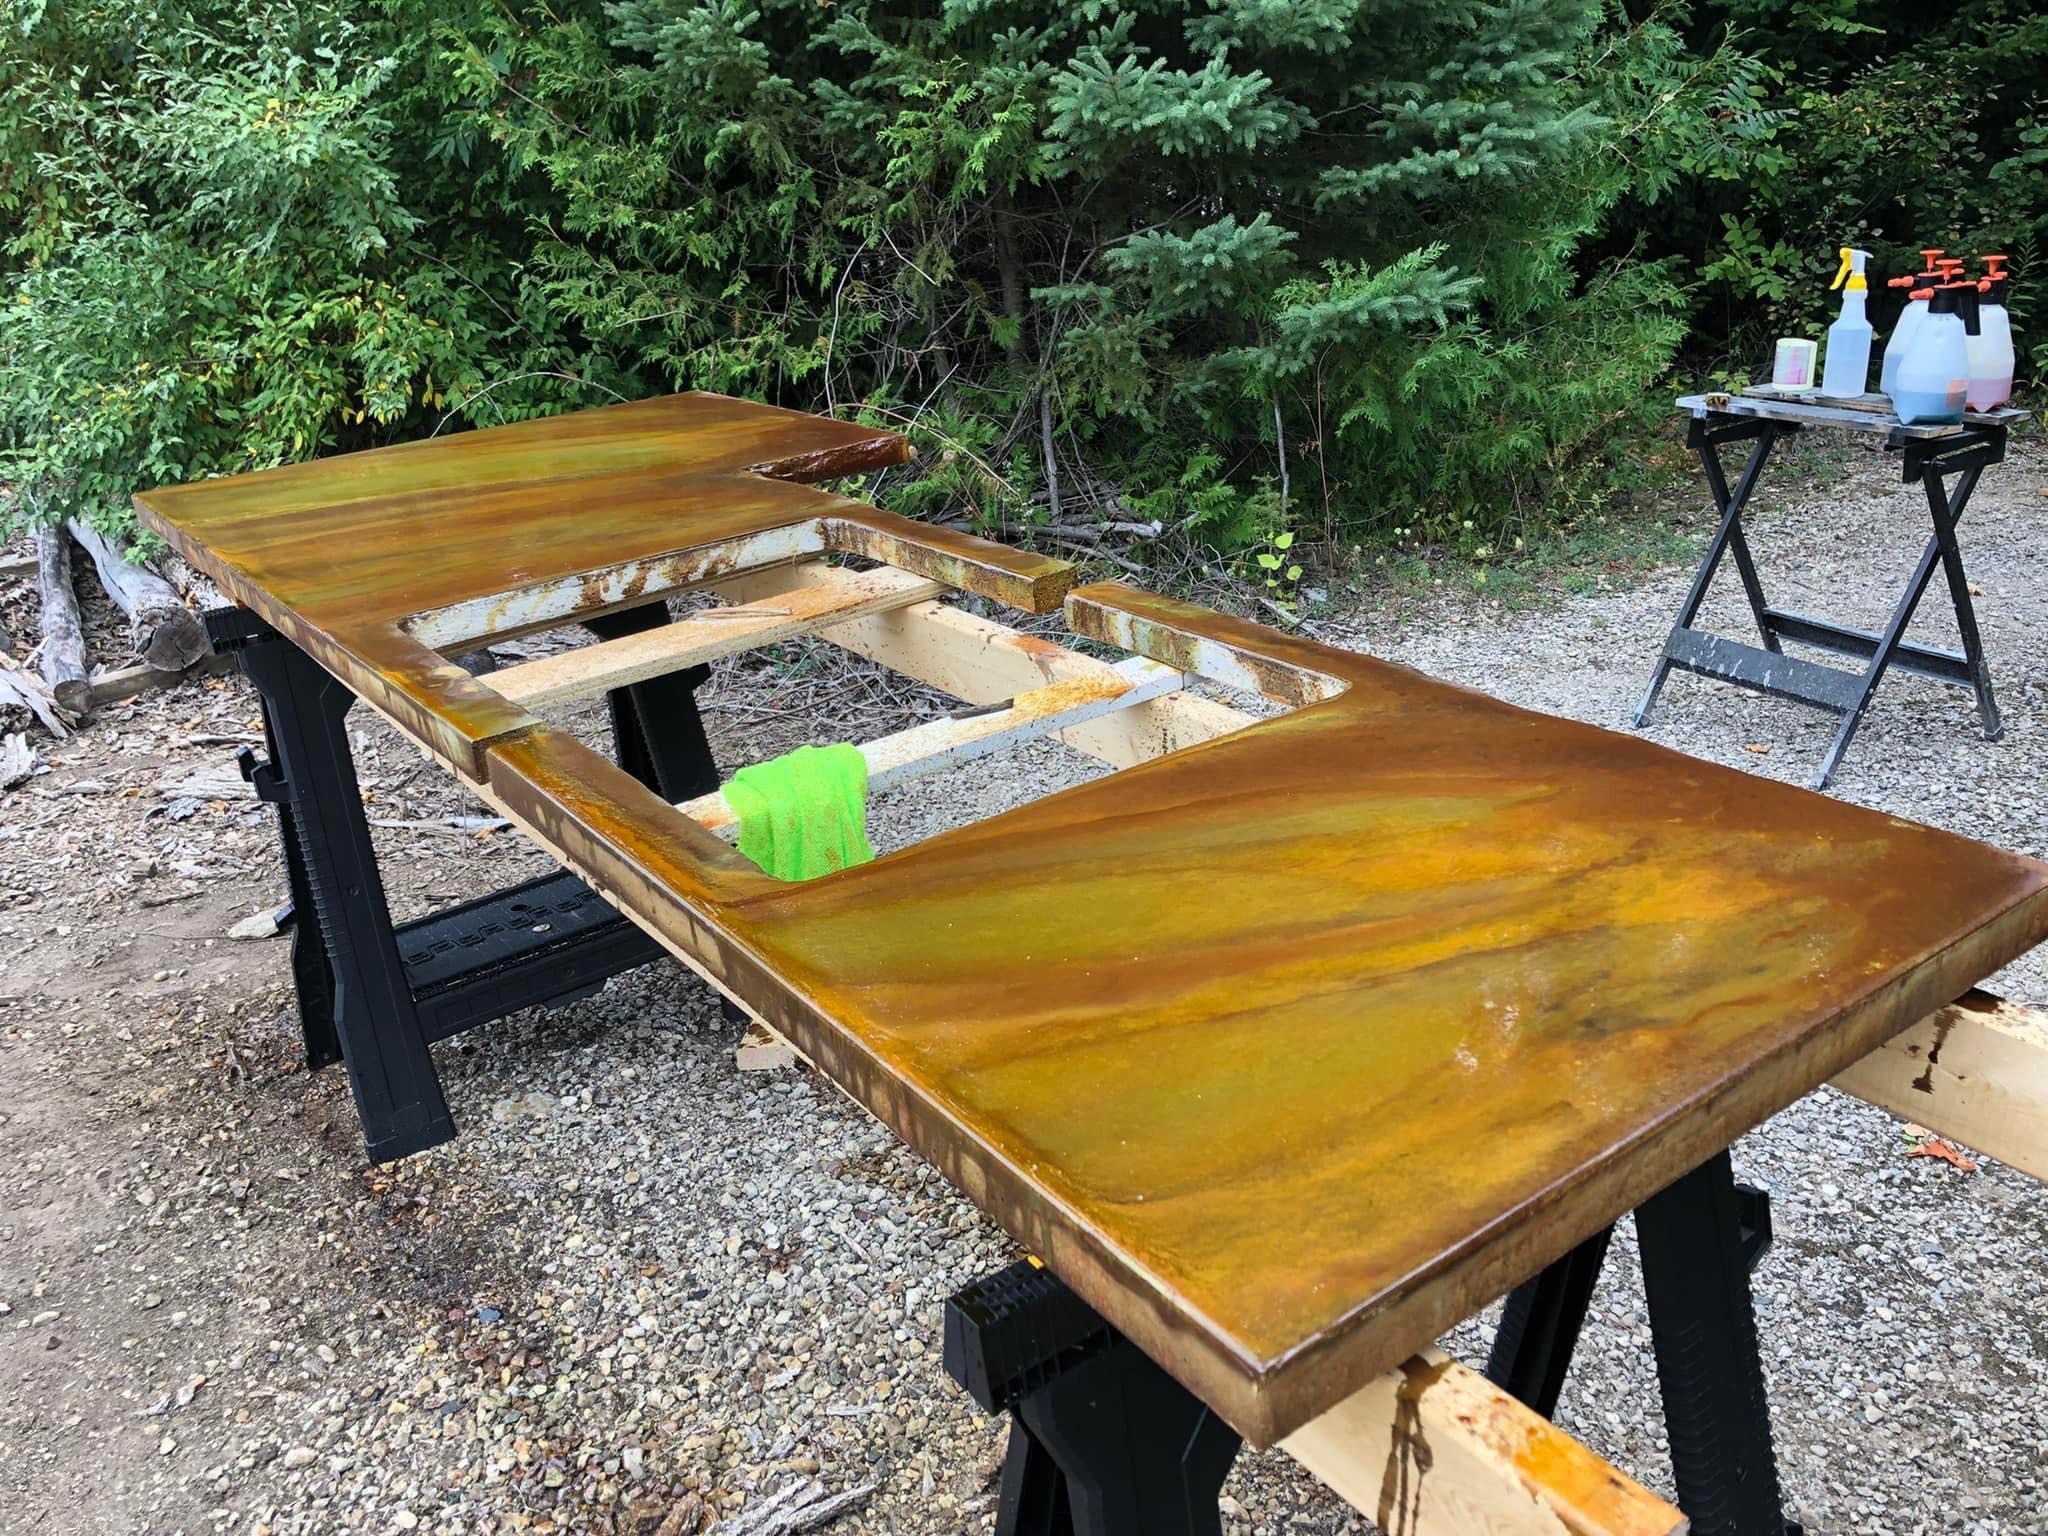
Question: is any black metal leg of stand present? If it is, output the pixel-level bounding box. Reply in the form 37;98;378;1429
1923;465;2001;741
946;1260;1241;1536
1486;1223;1613;1417
267;788;341;1070
1696;425;1782;655
1636;1150;1795;1536
1635;422;1782;726
237;630;455;1161
584;603;720;802
1813;458;2000;788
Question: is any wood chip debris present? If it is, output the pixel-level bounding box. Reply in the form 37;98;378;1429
709;1478;875;1536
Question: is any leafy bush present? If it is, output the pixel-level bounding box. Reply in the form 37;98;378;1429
0;4;516;535
13;0;2034;562
1628;0;2048;378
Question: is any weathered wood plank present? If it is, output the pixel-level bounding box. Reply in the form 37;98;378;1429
1831;989;2048;1180
488;566;944;709
87;651;235;707
1282;1350;1688;1536
35;524;89;717
66;520;211;670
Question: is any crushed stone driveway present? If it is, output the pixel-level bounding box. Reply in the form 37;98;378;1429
1;437;2044;1536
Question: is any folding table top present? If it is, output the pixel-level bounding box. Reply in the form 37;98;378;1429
138;393;2048;1446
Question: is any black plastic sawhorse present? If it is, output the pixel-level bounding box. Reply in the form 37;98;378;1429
1635;402;2006;790
207;604;722;1163
948;1149;1796;1536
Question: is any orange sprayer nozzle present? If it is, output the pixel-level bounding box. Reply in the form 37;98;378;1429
1909;287;1935;301
1887;273;1918;288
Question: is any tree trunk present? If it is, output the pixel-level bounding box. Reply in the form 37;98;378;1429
66;519;210;670
35;524;90;718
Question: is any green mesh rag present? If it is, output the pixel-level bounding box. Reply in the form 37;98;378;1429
724;743;874;881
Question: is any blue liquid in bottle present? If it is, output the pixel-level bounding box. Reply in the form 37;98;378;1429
1891;385;1964;426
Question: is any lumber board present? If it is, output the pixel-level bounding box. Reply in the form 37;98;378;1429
487;566;944;708
1831;989;2048;1180
676;657;1183;833
1281;1350;1687;1536
715;562;1255;767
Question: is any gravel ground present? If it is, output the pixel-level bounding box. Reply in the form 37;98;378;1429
2;435;2045;1536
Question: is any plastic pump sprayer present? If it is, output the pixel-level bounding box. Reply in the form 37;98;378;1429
1881;249;1944;396
1893;283;1971;426
1822;247;1875;396
1968;257;2015;411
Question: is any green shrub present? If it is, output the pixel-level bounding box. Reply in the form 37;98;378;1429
1630;0;2048;380
0;0;1795;552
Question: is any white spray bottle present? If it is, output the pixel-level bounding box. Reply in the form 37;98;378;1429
1880;249;1943;396
1967;256;2014;410
1893;283;1970;425
1821;246;1874;396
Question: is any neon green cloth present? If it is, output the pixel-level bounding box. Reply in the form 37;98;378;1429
725;744;874;881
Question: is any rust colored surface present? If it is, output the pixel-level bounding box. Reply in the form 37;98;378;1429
135;392;1070;777
144;400;2048;1450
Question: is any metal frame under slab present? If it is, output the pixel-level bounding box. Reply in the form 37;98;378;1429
1637;397;2009;789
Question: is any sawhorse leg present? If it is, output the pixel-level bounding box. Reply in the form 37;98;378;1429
945;1261;1241;1536
1485;1223;1614;1417
232;623;456;1162
1634;417;1787;728
584;603;721;802
1638;1151;1794;1536
1812;440;2003;788
215;598;724;1161
1488;1154;1788;1536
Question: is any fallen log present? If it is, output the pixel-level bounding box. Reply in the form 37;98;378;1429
86;651;234;708
66;519;210;670
34;524;90;717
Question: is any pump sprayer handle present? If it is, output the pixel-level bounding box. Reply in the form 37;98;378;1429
1831;246;1853;291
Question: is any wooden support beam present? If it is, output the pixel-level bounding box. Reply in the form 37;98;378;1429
678;657;1183;833
1831;989;2048;1180
1282;1349;1687;1536
715;562;1256;768
488;566;944;709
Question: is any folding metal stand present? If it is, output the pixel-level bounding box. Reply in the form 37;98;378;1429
946;1150;1794;1536
1635;398;2008;789
206;606;718;1162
